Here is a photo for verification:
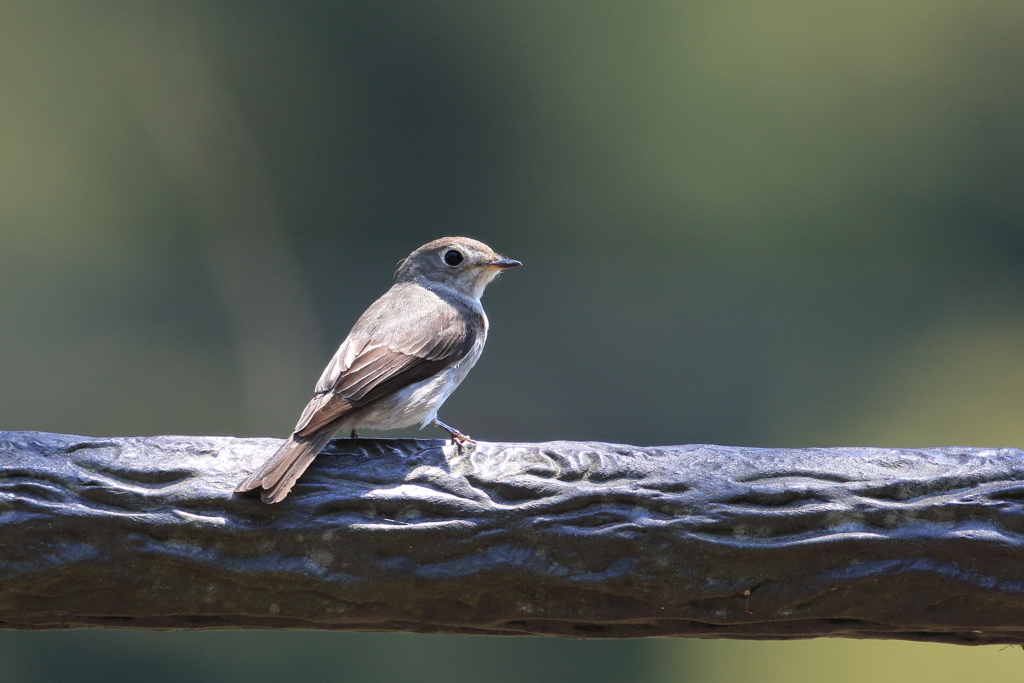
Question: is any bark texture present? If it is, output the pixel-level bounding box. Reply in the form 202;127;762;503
2;431;1024;644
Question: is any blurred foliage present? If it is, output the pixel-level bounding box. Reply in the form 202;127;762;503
2;0;1024;681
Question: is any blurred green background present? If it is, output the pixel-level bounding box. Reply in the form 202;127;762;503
2;0;1024;681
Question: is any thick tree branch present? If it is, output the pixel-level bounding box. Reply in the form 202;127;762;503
2;431;1024;644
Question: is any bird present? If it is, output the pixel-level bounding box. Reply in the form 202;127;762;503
235;237;521;503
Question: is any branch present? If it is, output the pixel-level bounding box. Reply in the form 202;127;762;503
2;431;1023;644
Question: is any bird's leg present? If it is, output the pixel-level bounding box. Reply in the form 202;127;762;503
433;418;475;450
350;430;358;438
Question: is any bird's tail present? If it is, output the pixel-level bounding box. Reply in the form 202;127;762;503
235;428;338;503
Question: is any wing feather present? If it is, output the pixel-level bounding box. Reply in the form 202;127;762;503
292;284;478;437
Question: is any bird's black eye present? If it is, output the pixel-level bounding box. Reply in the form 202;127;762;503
444;249;464;266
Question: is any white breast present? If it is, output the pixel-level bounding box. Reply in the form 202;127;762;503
344;310;489;432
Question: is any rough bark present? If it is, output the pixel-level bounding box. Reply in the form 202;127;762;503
2;430;1024;645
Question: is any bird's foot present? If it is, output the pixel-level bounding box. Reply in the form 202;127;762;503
350;429;359;438
449;429;475;450
433;419;475;451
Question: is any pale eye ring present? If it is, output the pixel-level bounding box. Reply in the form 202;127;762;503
444;249;464;266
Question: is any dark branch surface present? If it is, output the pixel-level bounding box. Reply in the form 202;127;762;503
3;431;1024;644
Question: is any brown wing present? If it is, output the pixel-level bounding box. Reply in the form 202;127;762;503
292;284;477;437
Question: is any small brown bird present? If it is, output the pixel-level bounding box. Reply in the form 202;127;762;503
235;237;520;503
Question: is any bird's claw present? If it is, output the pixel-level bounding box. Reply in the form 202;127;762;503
433;418;475;451
449;429;475;451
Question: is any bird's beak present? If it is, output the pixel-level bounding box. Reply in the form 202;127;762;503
485;257;522;269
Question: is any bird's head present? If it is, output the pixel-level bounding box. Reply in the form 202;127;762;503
396;237;521;300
